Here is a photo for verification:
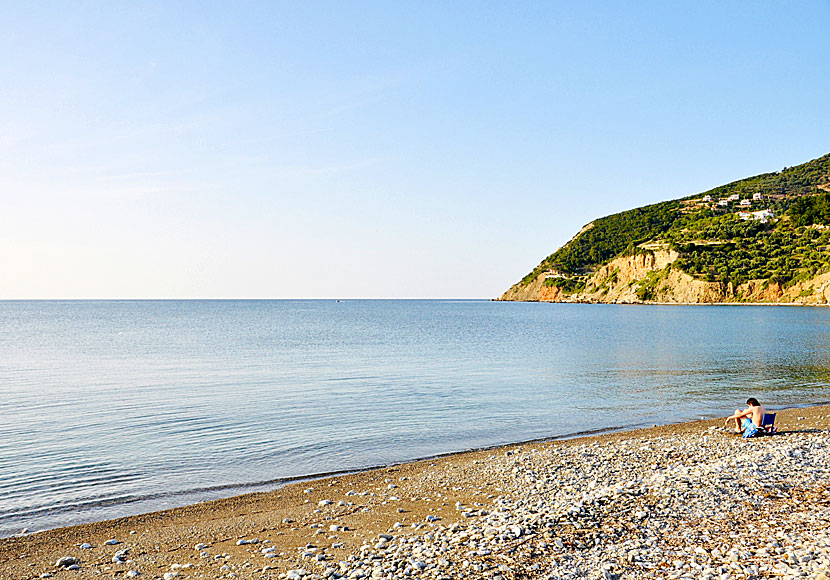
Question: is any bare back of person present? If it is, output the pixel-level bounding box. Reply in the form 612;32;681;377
749;403;765;427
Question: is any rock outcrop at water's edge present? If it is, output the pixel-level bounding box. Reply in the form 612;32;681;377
501;250;830;305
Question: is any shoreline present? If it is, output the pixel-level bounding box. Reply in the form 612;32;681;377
0;416;714;540
9;404;822;542
2;405;830;579
0;420;663;541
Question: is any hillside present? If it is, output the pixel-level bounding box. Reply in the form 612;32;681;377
501;153;830;304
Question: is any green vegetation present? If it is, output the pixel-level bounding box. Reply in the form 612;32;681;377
635;267;671;302
673;225;830;286
543;276;586;294
517;153;830;290
685;158;830;202
542;201;679;275
788;192;830;227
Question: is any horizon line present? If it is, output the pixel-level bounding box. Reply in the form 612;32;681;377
0;296;498;301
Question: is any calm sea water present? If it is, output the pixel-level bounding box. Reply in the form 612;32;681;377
1;300;829;537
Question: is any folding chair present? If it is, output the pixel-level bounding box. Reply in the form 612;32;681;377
760;412;776;435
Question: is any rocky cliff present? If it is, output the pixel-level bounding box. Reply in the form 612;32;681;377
501;250;830;305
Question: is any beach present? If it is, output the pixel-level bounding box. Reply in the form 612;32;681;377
2;406;829;580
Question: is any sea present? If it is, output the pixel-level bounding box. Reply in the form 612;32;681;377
1;299;829;537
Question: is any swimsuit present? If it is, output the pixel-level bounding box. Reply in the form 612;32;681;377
742;417;759;438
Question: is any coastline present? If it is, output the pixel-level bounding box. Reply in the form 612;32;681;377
3;405;829;580
0;412;786;540
0;419;692;541
498;298;830;307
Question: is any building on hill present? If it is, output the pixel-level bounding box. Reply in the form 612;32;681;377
752;209;775;223
753;192;763;201
702;195;712;202
717;199;729;207
739;209;775;223
740;199;752;206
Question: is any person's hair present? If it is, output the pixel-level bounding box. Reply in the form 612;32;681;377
747;397;760;407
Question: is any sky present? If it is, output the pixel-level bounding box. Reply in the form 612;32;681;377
1;1;829;299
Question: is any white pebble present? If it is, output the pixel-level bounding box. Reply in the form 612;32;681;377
55;557;79;568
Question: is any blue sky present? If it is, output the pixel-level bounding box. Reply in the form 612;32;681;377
1;1;828;298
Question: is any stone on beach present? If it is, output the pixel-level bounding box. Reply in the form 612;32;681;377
55;556;79;568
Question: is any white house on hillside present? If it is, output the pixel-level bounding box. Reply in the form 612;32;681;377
702;195;712;202
753;192;763;201
739;209;775;223
753;209;775;223
740;199;752;206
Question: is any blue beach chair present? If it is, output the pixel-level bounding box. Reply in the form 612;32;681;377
760;412;777;435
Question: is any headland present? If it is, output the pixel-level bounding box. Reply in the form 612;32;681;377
502;153;830;305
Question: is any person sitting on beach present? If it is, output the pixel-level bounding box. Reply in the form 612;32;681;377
725;398;765;437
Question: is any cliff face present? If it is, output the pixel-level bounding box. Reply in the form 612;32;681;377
501;250;830;305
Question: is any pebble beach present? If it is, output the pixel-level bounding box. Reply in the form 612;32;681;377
3;405;830;580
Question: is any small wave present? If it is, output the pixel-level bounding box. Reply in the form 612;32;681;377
0;467;375;527
0;466;136;491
